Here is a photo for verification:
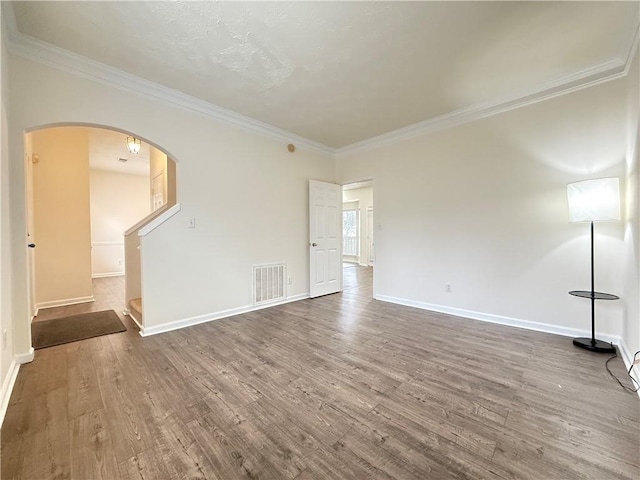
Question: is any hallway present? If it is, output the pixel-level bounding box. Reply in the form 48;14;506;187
33;276;134;327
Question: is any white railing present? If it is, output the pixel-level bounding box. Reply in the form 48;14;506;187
124;203;180;326
343;236;359;256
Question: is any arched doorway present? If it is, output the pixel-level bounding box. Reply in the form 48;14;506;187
24;124;176;342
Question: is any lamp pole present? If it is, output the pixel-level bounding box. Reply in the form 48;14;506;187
590;220;595;348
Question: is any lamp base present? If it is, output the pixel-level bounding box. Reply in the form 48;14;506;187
572;337;616;353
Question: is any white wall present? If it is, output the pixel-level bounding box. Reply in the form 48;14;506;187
90;169;149;277
8;53;334;342
150;147;167;211
30;127;92;307
622;47;639;367
337;75;630;342
140;132;333;330
343;186;374;265
0;5;16;418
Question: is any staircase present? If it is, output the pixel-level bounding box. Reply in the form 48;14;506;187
129;298;142;325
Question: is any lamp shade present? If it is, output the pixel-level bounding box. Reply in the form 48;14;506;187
567;177;620;223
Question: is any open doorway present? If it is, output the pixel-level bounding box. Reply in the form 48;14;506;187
342;180;374;296
25;127;150;320
24;126;176;340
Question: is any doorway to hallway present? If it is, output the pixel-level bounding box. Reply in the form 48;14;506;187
32;277;133;328
342;180;374;299
342;180;374;268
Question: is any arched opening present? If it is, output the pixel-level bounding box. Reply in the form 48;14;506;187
24;124;177;341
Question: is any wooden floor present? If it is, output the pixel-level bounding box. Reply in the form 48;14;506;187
2;266;639;479
32;276;126;323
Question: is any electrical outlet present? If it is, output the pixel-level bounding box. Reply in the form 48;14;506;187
117;259;123;266
445;284;452;293
287;276;292;285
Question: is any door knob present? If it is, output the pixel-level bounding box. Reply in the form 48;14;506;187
311;242;318;247
28;243;36;248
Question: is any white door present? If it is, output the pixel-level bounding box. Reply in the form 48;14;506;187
309;180;342;298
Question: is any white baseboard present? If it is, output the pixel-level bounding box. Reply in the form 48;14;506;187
0;360;19;427
125;309;143;330
374;294;621;345
16;347;35;365
36;296;94;311
140;293;309;337
1;348;35;427
377;294;640;395
92;272;124;279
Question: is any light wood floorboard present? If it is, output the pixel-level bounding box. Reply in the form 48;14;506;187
2;267;638;479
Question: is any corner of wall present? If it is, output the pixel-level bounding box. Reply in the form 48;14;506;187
622;44;640;360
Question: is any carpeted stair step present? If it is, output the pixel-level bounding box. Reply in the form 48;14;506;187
129;298;142;322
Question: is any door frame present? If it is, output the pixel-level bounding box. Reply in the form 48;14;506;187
341;179;375;295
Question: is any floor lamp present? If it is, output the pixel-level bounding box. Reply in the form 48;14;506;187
567;177;620;353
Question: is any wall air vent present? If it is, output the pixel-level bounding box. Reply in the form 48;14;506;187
253;264;286;305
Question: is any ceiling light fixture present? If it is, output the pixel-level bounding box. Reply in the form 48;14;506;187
126;136;141;154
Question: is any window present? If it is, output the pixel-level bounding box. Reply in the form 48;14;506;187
343;202;359;256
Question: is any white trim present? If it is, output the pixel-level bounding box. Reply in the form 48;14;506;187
375;294;621;344
35;296;94;311
140;293;309;337
0;360;19;427
124;203;171;236
617;338;640;399
91;240;124;247
336;59;628;157
16;348;35;365
3;12;636;158
125;309;143;330
4;31;333;156
92;272;124;279
139;203;181;236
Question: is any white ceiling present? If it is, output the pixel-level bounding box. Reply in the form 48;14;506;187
88;128;150;176
10;1;640;149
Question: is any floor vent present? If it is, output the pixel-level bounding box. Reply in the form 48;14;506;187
254;264;286;305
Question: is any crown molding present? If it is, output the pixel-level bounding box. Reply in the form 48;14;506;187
5;29;334;157
4;10;638;159
336;58;629;158
336;22;640;158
